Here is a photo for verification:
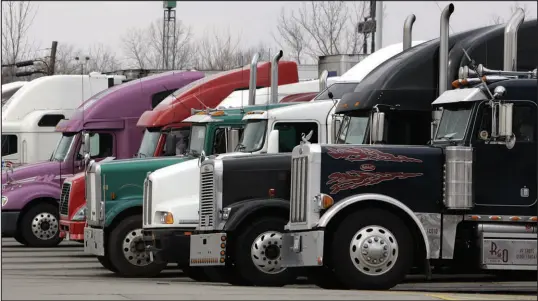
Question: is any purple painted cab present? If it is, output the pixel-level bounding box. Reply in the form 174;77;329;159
1;70;204;247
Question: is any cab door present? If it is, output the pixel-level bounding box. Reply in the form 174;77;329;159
472;100;537;213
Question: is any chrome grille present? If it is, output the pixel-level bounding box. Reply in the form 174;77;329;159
59;183;71;216
143;179;153;225
199;167;215;228
290;156;308;223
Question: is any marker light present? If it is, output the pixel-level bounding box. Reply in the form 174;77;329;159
110;192;116;200
319;194;334;210
268;188;275;198
161;212;174;224
196;111;207;115
211;111;225;116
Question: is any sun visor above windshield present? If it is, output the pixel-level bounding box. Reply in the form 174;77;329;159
432;88;487;106
83;119;124;130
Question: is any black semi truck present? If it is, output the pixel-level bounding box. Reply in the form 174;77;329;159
279;9;538;290
188;5;537;287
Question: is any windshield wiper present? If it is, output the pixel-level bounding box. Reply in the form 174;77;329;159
437;135;455;141
235;143;246;152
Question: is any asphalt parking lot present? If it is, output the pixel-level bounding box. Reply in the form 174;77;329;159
1;238;536;300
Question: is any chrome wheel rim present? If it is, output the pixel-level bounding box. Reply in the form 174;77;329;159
31;212;59;240
251;231;285;274
349;225;398;276
122;228;152;266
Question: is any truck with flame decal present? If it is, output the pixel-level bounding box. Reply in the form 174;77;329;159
188;8;537;287
280;7;537;290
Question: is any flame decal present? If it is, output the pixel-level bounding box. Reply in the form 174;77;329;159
327;170;423;194
326;147;422;163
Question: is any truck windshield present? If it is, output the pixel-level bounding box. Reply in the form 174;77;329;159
337;116;369;144
435;104;473;141
50;134;76;161
137;130;161;158
237;120;267;152
187;125;206;156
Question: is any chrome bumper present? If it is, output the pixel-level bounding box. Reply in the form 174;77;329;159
281;230;325;268
189;233;227;267
84;227;105;256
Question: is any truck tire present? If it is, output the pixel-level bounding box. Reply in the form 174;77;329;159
13;232;28;246
233;216;295;287
108;214;167;277
97;255;118;273
19;203;63;248
330;208;414;290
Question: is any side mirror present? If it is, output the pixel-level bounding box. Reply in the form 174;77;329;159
83;153;91;169
82;132;91;155
267;129;279;154
497;102;515;149
431;109;443;140
227;129;240;152
370;112;385;144
164;134;177;156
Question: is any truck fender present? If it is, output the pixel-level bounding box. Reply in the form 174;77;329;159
2;183;60;211
317;193;431;259
105;198;142;228
223;198;289;232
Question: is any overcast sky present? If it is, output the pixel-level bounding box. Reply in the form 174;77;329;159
27;1;537;64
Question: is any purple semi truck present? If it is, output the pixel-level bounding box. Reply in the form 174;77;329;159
1;70;204;247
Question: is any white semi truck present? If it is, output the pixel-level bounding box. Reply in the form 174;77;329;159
1;73;126;167
218;77;340;109
2;81;27;105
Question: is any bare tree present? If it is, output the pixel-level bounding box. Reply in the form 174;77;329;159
121;28;150;69
121;19;195;70
1;1;37;65
490;2;536;25
274;1;370;63
147;19;195;69
236;42;274;67
86;43;121;72
272;8;309;64
53;43;83;74
195;27;242;70
46;43;121;75
1;1;37;83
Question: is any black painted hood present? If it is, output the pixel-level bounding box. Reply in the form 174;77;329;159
220;153;292;208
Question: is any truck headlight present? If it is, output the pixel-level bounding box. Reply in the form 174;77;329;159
1;196;8;207
160;212;174;224
72;206;87;221
221;207;232;220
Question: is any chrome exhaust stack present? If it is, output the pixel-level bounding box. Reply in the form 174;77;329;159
503;8;525;71
439;3;454;96
270;50;283;104
248;53;260;106
319;70;328;92
403;14;416;51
